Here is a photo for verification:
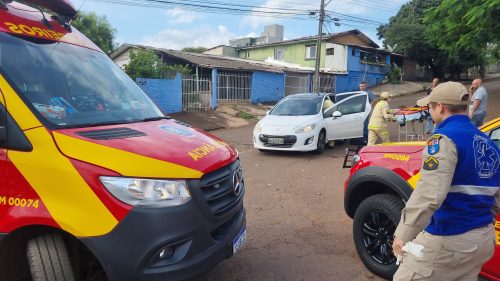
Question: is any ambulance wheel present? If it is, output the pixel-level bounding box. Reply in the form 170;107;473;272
314;130;326;154
27;233;76;281
353;194;404;280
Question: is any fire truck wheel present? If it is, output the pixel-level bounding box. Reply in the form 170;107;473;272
353;194;404;280
27;233;76;281
314;130;326;154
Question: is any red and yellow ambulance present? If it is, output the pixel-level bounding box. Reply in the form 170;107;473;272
344;117;500;280
0;1;246;280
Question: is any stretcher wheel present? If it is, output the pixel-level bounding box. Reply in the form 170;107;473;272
27;233;76;281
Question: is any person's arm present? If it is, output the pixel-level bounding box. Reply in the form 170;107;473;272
492;188;500;219
469;100;481;118
381;102;393;121
469;89;484;117
393;135;457;255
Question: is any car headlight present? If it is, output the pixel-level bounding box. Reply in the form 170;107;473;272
254;122;262;134
295;123;316;134
100;177;191;208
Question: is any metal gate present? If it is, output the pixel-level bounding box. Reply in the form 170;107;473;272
319;74;335;93
285;73;310;96
217;71;252;102
182;76;212;111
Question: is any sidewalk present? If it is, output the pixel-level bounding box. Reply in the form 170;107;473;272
170;103;269;131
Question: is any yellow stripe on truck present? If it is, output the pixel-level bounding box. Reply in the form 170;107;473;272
407;173;420;189
9;128;118;237
53;132;203;179
0;75;42;130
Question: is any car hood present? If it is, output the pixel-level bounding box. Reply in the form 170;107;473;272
260;115;318;129
52;119;238;178
361;141;425;154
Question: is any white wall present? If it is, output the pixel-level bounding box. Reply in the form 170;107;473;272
324;43;347;73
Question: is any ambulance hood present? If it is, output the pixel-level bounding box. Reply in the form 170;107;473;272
52;119;238;178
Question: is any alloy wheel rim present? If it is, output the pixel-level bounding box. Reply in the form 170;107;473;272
361;211;396;265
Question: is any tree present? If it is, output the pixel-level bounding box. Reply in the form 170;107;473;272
424;0;500;77
377;0;445;77
72;12;116;53
124;49;191;80
181;47;208;53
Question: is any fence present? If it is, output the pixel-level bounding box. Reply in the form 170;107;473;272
182;76;212;111
217;71;252;102
319;74;336;93
285;73;310;96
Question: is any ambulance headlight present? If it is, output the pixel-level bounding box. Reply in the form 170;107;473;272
100;177;191;208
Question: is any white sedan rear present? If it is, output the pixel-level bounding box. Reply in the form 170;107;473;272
253;92;371;154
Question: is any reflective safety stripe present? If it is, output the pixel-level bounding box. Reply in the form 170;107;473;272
449;185;499;196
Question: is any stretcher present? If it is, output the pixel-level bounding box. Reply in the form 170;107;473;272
394;106;429;141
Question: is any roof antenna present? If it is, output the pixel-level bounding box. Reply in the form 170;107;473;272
38;7;53;29
70;0;87;24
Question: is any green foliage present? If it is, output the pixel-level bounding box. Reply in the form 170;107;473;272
72;12;116;53
387;65;402;84
424;0;499;77
181;47;208;53
424;0;499;57
124;50;191;80
377;0;445;76
237;111;256;120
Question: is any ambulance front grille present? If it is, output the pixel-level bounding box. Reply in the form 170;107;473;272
198;160;244;217
76;128;147;140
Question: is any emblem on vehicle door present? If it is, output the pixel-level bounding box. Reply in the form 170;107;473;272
232;168;244;196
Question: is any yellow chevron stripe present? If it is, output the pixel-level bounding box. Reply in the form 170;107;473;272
53;132;203;179
407;173;420;189
8;128;118;237
0;75;42;130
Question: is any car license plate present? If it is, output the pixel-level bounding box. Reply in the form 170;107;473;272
232;227;247;255
268;138;284;144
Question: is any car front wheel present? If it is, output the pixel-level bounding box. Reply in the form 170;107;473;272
314;130;326;154
353;194;404;280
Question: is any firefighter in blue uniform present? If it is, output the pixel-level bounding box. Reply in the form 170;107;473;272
392;82;500;280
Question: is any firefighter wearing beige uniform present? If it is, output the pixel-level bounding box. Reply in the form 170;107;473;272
367;92;395;145
392;82;500;280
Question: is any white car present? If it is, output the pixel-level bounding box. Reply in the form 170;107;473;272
253;91;372;154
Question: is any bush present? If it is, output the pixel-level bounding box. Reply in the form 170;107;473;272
387;65;402;84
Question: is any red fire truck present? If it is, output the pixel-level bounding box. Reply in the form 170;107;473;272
344;117;500;280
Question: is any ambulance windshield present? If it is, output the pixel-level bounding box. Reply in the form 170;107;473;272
0;33;164;128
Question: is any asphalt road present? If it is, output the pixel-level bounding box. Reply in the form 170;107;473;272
194;80;500;281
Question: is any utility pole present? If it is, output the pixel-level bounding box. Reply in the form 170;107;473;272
313;0;325;94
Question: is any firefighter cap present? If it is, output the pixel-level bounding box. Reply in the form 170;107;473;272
417;81;471;106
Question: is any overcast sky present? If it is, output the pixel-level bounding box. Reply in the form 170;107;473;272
71;0;408;50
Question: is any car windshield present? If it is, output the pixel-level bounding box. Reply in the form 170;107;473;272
270;96;322;116
0;33;163;129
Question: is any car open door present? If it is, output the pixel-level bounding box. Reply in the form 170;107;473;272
324;92;370;140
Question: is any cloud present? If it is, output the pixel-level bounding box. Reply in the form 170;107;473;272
165;7;201;24
139;25;238;50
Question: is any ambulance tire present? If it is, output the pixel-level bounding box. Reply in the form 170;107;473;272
314;130;326;154
353;194;404;280
27;233;76;281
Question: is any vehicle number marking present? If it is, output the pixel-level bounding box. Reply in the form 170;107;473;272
0;196;39;208
268;138;284;144
383;153;410;161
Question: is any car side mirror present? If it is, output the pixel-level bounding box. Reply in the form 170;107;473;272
332;111;342;118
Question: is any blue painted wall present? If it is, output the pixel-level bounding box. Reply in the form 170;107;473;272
250;71;285;103
136;74;182;114
211;68;219;109
344;46;388;91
